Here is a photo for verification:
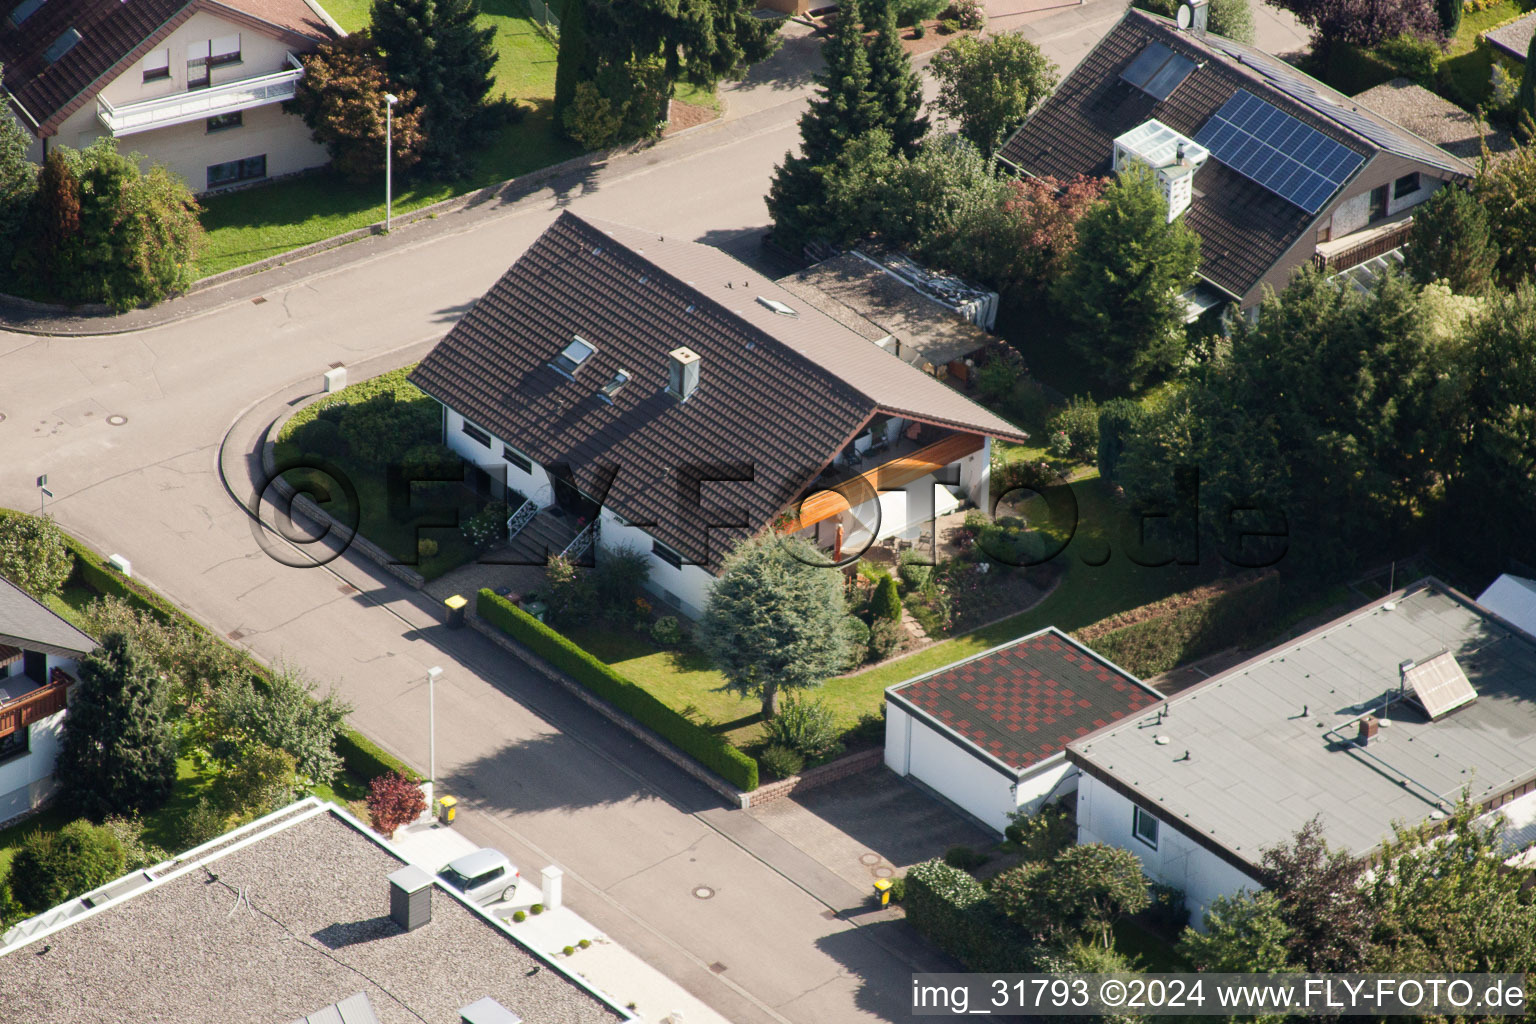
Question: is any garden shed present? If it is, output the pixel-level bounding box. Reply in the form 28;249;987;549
883;627;1160;834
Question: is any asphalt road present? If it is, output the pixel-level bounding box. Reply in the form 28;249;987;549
0;2;1307;1019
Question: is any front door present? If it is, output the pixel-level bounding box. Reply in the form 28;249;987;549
1369;184;1389;223
23;650;45;684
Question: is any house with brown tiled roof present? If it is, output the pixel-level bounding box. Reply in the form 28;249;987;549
998;7;1476;313
408;211;1031;618
0;574;95;824
1;0;340;193
884;627;1162;833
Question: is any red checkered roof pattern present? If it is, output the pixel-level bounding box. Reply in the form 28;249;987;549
898;632;1158;771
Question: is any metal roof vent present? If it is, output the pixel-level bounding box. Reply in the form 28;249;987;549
551;336;596;377
598;368;631;404
388;864;433;932
667;347;701;403
460;997;523;1024
756;296;798;317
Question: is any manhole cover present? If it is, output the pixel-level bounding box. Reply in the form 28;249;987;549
106;414;128;426
872;866;893;879
709;962;727;974
859;853;881;866
692;886;714;900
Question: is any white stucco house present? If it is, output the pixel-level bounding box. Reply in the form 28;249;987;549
885;627;1161;835
1068;580;1536;924
0;576;96;824
1;0;340;193
407;211;1029;619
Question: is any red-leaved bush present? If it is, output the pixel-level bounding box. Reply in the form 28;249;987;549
367;771;426;839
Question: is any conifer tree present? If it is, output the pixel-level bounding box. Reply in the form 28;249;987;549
865;0;926;156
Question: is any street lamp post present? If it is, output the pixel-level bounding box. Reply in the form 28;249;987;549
384;93;398;232
426;665;442;810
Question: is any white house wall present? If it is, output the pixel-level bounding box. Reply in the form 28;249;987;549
0;654;78;823
597;509;716;620
885;701;1021;835
442;407;554;506
1076;773;1262;927
37;9;328;191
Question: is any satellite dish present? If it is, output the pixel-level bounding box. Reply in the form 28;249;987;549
1176;2;1193;28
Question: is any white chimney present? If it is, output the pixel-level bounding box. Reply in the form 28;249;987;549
667;347;701;402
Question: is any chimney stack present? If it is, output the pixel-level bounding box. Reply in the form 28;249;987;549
667;346;701;402
388;865;433;931
1190;0;1209;35
1357;716;1380;746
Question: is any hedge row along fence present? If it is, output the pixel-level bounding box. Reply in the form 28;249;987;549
477;589;759;791
3;509;421;787
1077;573;1282;679
904;858;1038;972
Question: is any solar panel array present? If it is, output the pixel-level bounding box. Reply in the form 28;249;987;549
1120;42;1197;102
1404;651;1477;720
1193;90;1364;214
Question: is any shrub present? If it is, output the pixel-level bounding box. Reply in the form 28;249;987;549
177;797;233;850
976;358;1021;404
893;0;946;25
764;694;843;761
945;0;986;29
904;858;1034;971
544;554;597;625
337;391;440;466
759;743;805;779
889;875;907;902
400;442;463;483
944;844;990;870
842;617;872;668
939;17;959;32
899;550;936;593
478;590;760;790
578;937;592;948
335;728;421;783
211;742;299;818
0;512;73;597
649;615;684;648
562;945;576;955
1047;396;1099;462
531;903;545;914
849;706;886;745
99;815;168;871
461;500;510;550
418;538;439;558
869;618;904;661
870;574;902;621
513;909;527;922
288;33;427;183
194;665;350;786
1095;397;1150;483
1375;32;1440;80
296;418;348;460
1004;802;1075;861
913;19;927;35
1146;882;1190;933
594;545;651;616
367;770;426;839
8;820;128;914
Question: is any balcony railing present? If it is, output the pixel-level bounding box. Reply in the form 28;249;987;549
97;54;304;136
1313;219;1414;274
0;667;73;737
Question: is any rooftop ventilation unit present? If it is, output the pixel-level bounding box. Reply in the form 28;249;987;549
756;296;798;317
388;864;433;932
288;992;382;1024
1402;650;1476;720
551;336;596;377
460;997;523;1024
598;368;631;404
667;346;701;402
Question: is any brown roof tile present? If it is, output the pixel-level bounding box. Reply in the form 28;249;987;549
409;212;1026;570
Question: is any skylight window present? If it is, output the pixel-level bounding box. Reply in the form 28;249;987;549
598;369;631;404
9;0;45;25
551;336;596;377
756;296;798;317
44;27;82;63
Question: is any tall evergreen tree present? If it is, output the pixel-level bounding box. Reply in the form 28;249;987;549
865;0;926;156
55;633;179;820
552;0;592;124
1403;185;1498;295
1436;0;1461;37
1520;33;1536;137
371;0;497;176
767;0;882;249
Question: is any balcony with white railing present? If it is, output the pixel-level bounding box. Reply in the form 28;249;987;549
97;54;304;136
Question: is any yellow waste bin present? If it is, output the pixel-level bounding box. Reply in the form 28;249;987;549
873;877;892;907
445;594;468;629
437;794;458;825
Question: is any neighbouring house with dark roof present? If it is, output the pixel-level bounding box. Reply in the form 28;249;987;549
0;797;633;1024
1067;580;1536;921
1;0;340;193
998;7;1476;313
408;212;1029;619
1351;78;1512;163
883;627;1161;833
0;575;95;823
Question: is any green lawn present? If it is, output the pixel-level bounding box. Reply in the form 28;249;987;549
195;2;577;277
1435;0;1534;109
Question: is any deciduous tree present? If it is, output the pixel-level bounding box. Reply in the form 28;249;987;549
367;770;426;838
1133;0;1255;42
0;92;36;278
0;512;73;598
1260;818;1376;971
1519;34;1536;136
1404;184;1498;295
698;534;851;718
990;843;1150;948
1262;0;1439;55
55;633;179;820
289;32;426;184
1177;891;1294;972
929;33;1058;155
1475;134;1536;287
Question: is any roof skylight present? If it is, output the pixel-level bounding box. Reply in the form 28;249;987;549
44;27;82;63
9;0;46;25
552;336;596;376
598;369;631;404
756;296;798;317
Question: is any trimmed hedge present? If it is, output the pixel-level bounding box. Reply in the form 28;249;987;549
337;728;422;784
278;365;428;444
905;858;1037;972
478;589;759;791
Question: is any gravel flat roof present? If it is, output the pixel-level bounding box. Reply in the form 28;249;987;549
0;809;627;1024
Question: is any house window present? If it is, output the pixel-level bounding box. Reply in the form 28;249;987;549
1133;806;1160;850
187;36;239;88
1368;184;1389;223
1393;172;1421;200
142;48;171;82
551;336;596;377
0;726;28;765
209;33;241;66
44;28;81;64
502;445;531;472
206;155;266;189
9;0;45;26
206;111;242;133
460;420;491;447
652;540;683;569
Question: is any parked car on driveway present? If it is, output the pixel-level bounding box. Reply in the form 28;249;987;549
438;848;519;906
